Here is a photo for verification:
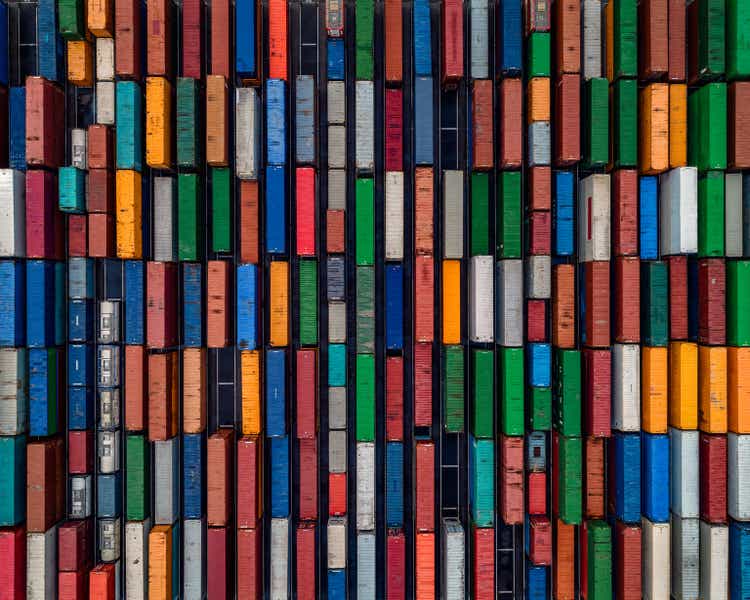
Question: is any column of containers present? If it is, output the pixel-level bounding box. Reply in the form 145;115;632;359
324;1;348;596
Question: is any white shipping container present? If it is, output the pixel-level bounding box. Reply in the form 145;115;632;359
671;516;700;600
612;344;640;431
660;167;698;255
98;345;120;387
328;301;346;343
582;0;602;79
385;171;404;260
356;442;375;531
155;437;179;524
328;169;346;210
442;519;465;600
69;474;92;518
357;532;376;600
443;170;464;259
71;128;87;169
125;519;151;600
98;429;120;473
153;176;176;262
578;173;611;261
183;518;206;600
328;81;346;124
642;518;671;600
270;518;289;600
726;173;743;257
525;254;551;299
469;255;494;342
355;81;374;172
728;433;750;521
0;347;26;435
235;87;261;180
700;521;728;600
528;121;551;166
328;126;346;169
99;518;121;562
96;37;115;81
329;429;347;473
0;169;25;257
27;527;57;600
99;388;120;430
670;427;700;518
496;260;524;347
327;516;347;569
96;81;115;125
98;300;120;343
469;0;489;78
329;386;347;430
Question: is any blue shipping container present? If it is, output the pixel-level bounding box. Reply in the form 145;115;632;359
183;433;204;519
182;263;202;347
327;256;346;301
97;472;122;518
386;441;404;527
68;386;94;430
266;349;286;436
414;77;434;165
29;348;58;436
124;260;145;344
67;343;93;387
26;260;56;347
469;436;495;527
265;166;287;254
413;0;432;76
58;166;86;213
639;176;659;260
328;344;346;387
528;343;551;387
526;565;548;600
0;260;25;345
116;81;143;171
270;435;290;518
554;171;575;256
68;257;95;299
385;264;403;350
37;0;64;82
328;569;346;599
612;432;641;523
8;87;25;170
295;75;315;164
236;263;258;350
0;435;25;526
235;0;257;78
498;0;523;75
642;433;670;522
327;39;345;80
730;521;750;599
266;79;286;166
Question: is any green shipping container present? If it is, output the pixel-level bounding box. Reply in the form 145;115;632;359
58;0;85;39
470;437;495;527
356;266;375;353
555;349;581;436
587;521;613;600
0;435;25;526
356;178;375;265
177;78;201;168
696;0;726;79
298;260;318;346
126;434;150;521
356;353;375;441
472;349;494;438
728;0;750;80
727;260;750;346
689;83;727;171
609;0;638;78
212;168;231;253
355;0;375;80
557;434;583;524
641;261;669;346
497;171;522;258
471;173;490;256
584;78;609;168
611;79;638;168
499;347;524;435
443;346;464;433
698;171;726;257
178;174;203;261
527;32;551;77
529;386;552;431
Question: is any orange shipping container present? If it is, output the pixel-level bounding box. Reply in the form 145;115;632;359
239;181;259;264
527;77;550;123
148;351;178;441
269;261;289;347
207;260;230;348
211;0;231;77
148;525;173;600
670;341;698;429
182;347;206;433
699;345;728;433
415;532;435;600
206;75;229;167
414;168;434;254
268;0;288;80
207;428;233;526
669;83;688;167
147;0;171;76
125;344;147;431
241;350;261;435
327;209;345;253
442;260;461;344
145;77;172;169
89;563;116;599
554;518;576;600
67;41;93;87
87;0;113;36
585;437;605;519
499;78;523;168
384;0;403;83
641;346;668;433
728;347;750;433
552;264;576;349
555;0;580;75
116;169;142;258
639;83;670;174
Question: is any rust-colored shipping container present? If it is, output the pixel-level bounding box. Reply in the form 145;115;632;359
68;430;94;474
555;74;581;166
668;255;688;340
528;210;551;255
473;527;494;599
414;255;434;342
528;471;547;515
328;472;346;516
147;261;178;349
88;0;113;36
385;89;403;172
584;349;612;437
668;0;686;81
700;433;727;523
89;563;116;599
615;521;642;599
584;261;610;348
554;518;576;599
414;343;432;426
87;170;114;213
148;351;178;441
207;260;230;348
296;349;317;438
639;0;668;79
472;79;493;170
415;532;435;599
210;0;230;77
59;571;86;599
69;214;87;256
207;428;234;526
239;180;259;264
555;0;581;75
237;435;263;527
414;168;434;254
528;166;551;211
182;0;202;78
500;435;524;524
441;0;463;85
584;437;605;518
386;356;403;441
26;77;65;168
236;528;262;599
298;438;317;521
527;77;550;123
384;0;403;83
207;527;230;599
729;82;750;169
58;518;93;573
415;441;435;531
206;75;229;167
613;256;640;342
147;0;171;76
552;264;576;348
527;299;547;342
296;524;316;600
611;169;638;256
182;347;206;433
115;0;142;79
268;0;288;80
698;258;726;346
498;78;522;168
88;213;116;257
326;209;345;254
26;436;64;532
125;344;147;431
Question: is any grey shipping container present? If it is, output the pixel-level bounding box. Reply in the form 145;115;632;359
328;169;346;210
671;516;700;600
469;0;489;78
153;176;176;262
71;128;87;169
357;532;376;600
96;37;115;81
183;518;206;600
0;169;25;258
356;442;375;530
355;81;374;172
328;386;347;429
329;429;347;473
295;75;316;164
235;87;261;180
496;260;524;346
96;81;115;125
582;0;602;79
27;526;57;600
99;517;121;562
0;348;26;435
442;519;466;600
327;81;346;124
525;254;551;299
699;520;728;599
443;170;464;258
125;519;150;600
328;301;346;343
670;427;700;518
270;517;289;600
528;121;551;166
154;436;180;524
328;126;346;169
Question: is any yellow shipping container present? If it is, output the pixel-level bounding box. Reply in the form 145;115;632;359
269;261;289;346
639;83;670;174
116;169;142;258
148;525;172;600
442;260;461;344
206;75;229;166
699;345;728;433
641;346;668;433
146;77;172;169
87;0;113;37
67;40;93;87
527;77;550;124
669;342;698;429
729;347;750;433
669;83;688;168
182;348;206;434
241;350;262;434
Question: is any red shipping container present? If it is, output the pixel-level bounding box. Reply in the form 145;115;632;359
26;436;64;532
555;0;580;74
237;435;262;528
528;166;551;211
68;214;87;256
583;349;612;437
207;527;230;599
668;0;686;81
585;436;606;518
639;0;668;80
296;168;316;256
500;435;524;524
237;527;262;599
584;261;610;348
555;74;581;166
528;211;551;255
87;169;114;213
115;0;142;79
146;0;171;76
58;518;93;572
729;82;750;169
207;428;234;526
58;570;86;600
211;0;231;77
146;261;178;349
415;532;435;597
68;430;94;474
125;345;147;432
414;255;434;343
239;180;259;264
700;433;727;523
298;438;318;521
472;79;493;170
87;125;113;169
473;527;494;600
615;521;642;599
526;299;547;342
527;471;547;515
89;562;116;599
26;77;65;168
0;526;25;598
181;0;202;78
613;256;641;342
668;255;688;340
296;349;317;439
386;356;403;441
441;0;463;85
328;472;346;516
26;170;62;259
415;441;435;531
268;0;288;80
414;168;434;254
384;0;403;84
612;169;638;256
148;350;178;440
296;524;316;600
499;78;522;168
385;89;403;171
414;343;432;427
326;209;345;253
554;518;576;600
528;517;552;565
580;520;591;599
698;258;726;346
387;530;406;600
88;213;115;257
207;260;230;348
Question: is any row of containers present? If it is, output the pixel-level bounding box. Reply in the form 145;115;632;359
1;0;750;598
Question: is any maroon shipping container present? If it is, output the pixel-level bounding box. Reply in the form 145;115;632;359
413;343;432;427
87;169;114;213
327;209;345;254
584;261;610;348
729;82;750;169
585;436;606;518
668;0;686;81
583;349;612;437
555;0;581;75
88;213;116;258
441;0;463;85
528;211;551;255
181;0;202;78
498;78;522;168
207;428;233;527
0;526;24;599
528;517;552;565
612;170;638;256
26;436;64;532
387;530;406;600
472;79;493;170
500;435;524;524
473;526;495;600
59;570;86;600
68;214;87;256
296;524;316;600
526;299;547;342
58;519;93;573
26;77;65;168
528;471;547;515
555;74;581;166
237;435;262;528
146;261;178;349
125;344;147;432
296;349;317;439
68;430;94;474
700;433;727;523
236;528;262;599
385;89;403;172
415;441;435;531
580;521;592;599
386;356;403;441
527;0;551;33
613;256;641;343
298;438;318;521
207;260;230;348
414;255;434;343
211;0;230;77
147;0;171;77
528;166;551;211
639;0;668;79
615;521;642;599
698;258;726;346
26;169;62;259
668;255;688;340
87;125;113;169
207;527;230;599
115;0;142;79
328;472;346;516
